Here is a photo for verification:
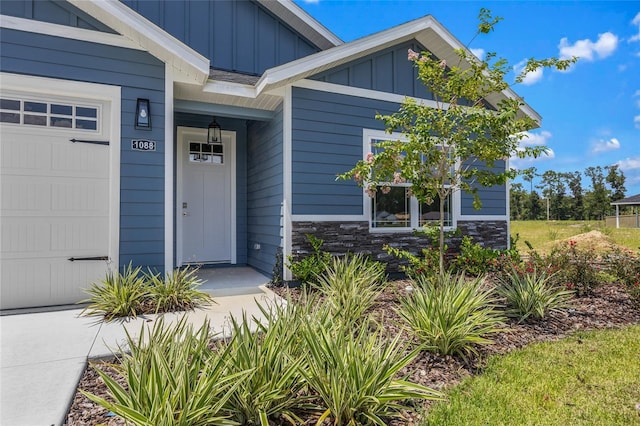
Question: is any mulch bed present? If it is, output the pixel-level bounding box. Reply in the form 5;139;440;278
65;280;640;426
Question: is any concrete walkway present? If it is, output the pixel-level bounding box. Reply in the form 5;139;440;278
0;268;279;426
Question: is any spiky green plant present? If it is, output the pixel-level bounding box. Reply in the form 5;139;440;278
80;263;148;320
495;264;573;322
82;317;246;426
313;254;387;327
220;301;310;425
300;313;442;425
145;267;213;313
398;272;505;359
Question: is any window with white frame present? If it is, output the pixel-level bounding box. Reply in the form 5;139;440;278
366;131;453;231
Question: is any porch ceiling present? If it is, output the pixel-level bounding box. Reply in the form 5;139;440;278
174;81;283;115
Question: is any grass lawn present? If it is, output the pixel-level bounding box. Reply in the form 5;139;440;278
423;325;640;425
511;220;640;254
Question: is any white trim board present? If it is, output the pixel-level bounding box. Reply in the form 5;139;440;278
164;65;174;272
0;71;121;271
0;14;143;51
291;215;367;222
282;86;293;281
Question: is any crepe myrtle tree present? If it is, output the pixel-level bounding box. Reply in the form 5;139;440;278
338;9;577;275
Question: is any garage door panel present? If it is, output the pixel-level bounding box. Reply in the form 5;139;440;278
1;108;112;309
1;258;106;309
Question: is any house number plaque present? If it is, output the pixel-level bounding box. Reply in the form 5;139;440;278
131;139;157;151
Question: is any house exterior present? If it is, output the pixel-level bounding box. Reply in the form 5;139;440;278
0;0;540;310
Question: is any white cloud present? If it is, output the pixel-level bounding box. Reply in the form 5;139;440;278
616;156;640;171
629;12;640;43
518;130;553;146
591;137;621;153
558;32;619;61
470;48;485;60
301;0;320;3
634;115;640;128
513;60;544;85
510;131;554;169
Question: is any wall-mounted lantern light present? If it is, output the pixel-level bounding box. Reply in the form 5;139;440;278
135;98;151;130
207;117;222;144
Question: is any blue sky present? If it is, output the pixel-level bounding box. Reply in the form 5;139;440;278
294;0;640;197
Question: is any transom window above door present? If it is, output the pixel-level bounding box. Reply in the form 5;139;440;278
189;141;223;164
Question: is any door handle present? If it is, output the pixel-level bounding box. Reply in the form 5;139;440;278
183;211;190;216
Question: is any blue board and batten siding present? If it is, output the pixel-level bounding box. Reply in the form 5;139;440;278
121;0;320;75
291;87;507;217
247;106;284;274
174;113;249;265
312;41;433;100
0;27;167;271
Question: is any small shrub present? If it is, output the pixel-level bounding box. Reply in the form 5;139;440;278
146;267;213;313
452;236;503;276
495;264;573;322
313;254;387;327
287;234;332;286
81;263;148;320
605;247;640;305
527;241;600;296
398;272;505;359
300;314;443;425
82;317;245;426
384;244;442;279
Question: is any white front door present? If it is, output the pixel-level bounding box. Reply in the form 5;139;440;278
177;127;235;265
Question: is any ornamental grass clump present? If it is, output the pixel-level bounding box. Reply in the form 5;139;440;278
398;271;505;359
82;317;245;426
145;267;213;313
299;313;443;425
313;254;387;327
81;263;148;320
220;302;310;425
495;264;573;322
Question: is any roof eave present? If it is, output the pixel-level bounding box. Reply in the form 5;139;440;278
68;0;209;85
254;14;540;124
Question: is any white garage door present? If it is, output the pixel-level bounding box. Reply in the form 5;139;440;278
1;92;114;310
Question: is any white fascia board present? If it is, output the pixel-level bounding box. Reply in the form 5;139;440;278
256;13;538;125
258;0;342;50
255;16;435;95
0;14;143;51
68;0;209;85
202;80;258;99
424;18;541;125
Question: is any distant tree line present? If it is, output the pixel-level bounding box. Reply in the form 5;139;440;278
510;165;627;221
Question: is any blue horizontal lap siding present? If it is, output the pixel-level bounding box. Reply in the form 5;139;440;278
247;105;283;275
291;87;400;216
0;0;115;32
460;160;507;215
121;0;321;75
0;28;166;272
174;114;249;265
311;40;434;100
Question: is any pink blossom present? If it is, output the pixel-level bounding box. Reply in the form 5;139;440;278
393;172;405;184
381;186;391;194
408;49;419;61
354;171;363;183
365;185;377;198
366;152;375;164
439;59;447;69
419;56;428;63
